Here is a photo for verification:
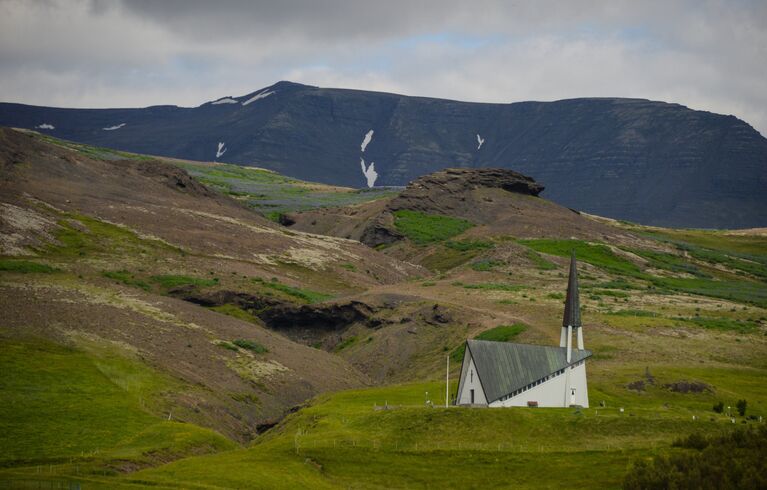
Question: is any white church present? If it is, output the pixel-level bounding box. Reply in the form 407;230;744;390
456;254;591;408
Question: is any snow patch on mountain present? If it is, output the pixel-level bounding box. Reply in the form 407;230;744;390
242;90;275;106
476;134;485;150
36;123;54;130
216;142;227;159
212;97;238;105
360;158;378;188
360;129;374;152
103;123;126;131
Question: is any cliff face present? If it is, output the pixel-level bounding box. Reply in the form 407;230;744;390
2;81;766;228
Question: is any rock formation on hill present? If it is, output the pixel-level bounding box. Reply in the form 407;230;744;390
286;167;620;248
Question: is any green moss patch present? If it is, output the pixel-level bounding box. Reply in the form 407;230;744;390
232;339;268;353
102;270;150;291
393;210;473;245
0;259;58;274
150;275;219;289
470;259;505;272
519;239;641;276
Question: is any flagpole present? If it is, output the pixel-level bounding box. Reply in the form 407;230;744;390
445;355;449;407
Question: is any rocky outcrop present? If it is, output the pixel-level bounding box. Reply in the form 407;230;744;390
388;167;543;213
355;168;545;247
169;287;386;346
132;159;217;198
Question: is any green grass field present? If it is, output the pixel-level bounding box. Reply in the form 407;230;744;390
122;369;764;488
0;333;234;487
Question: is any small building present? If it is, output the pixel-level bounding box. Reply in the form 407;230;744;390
455;253;591;408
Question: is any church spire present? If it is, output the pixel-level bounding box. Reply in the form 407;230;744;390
560;252;583;362
563;251;581;329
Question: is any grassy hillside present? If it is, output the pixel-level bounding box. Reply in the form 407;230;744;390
178;161;397;221
1;129;765;488
0;333;235;487
122;372;764;488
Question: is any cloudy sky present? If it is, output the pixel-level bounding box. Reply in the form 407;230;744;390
2;0;766;134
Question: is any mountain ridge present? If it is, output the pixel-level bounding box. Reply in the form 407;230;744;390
1;80;765;229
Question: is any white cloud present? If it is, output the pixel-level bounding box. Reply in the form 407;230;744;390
0;0;765;134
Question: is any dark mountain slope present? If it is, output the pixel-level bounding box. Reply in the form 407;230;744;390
1;81;765;228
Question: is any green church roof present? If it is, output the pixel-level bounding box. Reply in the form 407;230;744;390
466;339;591;403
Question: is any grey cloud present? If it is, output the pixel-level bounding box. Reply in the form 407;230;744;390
1;0;766;134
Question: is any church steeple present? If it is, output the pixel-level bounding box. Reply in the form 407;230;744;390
563;252;581;329
559;252;583;362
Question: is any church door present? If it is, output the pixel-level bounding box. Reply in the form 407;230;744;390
470;389;475;404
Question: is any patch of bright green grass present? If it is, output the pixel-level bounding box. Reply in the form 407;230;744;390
451;324;527;362
0;334;234;468
475;323;527;342
392;210;473;245
334;336;358;352
150;274;219;289
252;277;332;304
49;213;181;260
232;339;268;353
592;289;630;298
639;230;767;281
102;270;150;291
519;239;642;276
521;239;767;307
650;277;767;308
0;259;58;274
629;248;711;278
470;259;504;271
217;340;239;351
640;228;767;258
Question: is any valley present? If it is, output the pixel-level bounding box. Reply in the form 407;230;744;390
0;128;765;488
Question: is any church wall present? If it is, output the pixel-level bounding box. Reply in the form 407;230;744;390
490;368;569;407
457;354;487;405
489;360;589;408
570;361;589;408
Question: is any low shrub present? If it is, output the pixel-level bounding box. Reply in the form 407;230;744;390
232;339;268;353
0;259;58;274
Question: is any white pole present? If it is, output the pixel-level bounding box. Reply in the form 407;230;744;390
446;355;450;407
